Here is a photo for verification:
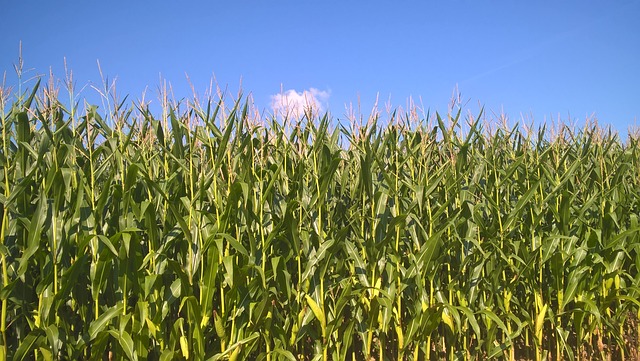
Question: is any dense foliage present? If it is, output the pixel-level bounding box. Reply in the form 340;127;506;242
1;79;640;360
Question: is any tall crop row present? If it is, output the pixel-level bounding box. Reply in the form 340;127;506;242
1;79;639;360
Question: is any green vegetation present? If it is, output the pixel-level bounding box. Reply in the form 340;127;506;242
1;74;640;360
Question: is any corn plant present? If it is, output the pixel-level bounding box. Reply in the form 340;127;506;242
0;72;639;360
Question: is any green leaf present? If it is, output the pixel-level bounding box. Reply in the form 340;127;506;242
118;330;137;361
13;330;44;361
272;348;297;361
88;303;124;340
480;308;512;341
108;330;138;360
206;332;259;361
305;294;326;330
18;191;46;277
44;324;60;357
159;350;175;361
343;240;370;288
561;266;589;311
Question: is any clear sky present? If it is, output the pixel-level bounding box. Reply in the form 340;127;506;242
2;1;639;134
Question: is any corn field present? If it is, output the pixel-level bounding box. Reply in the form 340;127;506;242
1;77;640;360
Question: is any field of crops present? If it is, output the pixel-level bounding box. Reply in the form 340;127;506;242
1;77;640;360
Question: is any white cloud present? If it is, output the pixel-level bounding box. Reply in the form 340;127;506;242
270;88;330;118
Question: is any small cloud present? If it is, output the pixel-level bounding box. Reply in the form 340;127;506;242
271;88;330;118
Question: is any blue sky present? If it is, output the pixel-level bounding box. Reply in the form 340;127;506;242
2;1;639;134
